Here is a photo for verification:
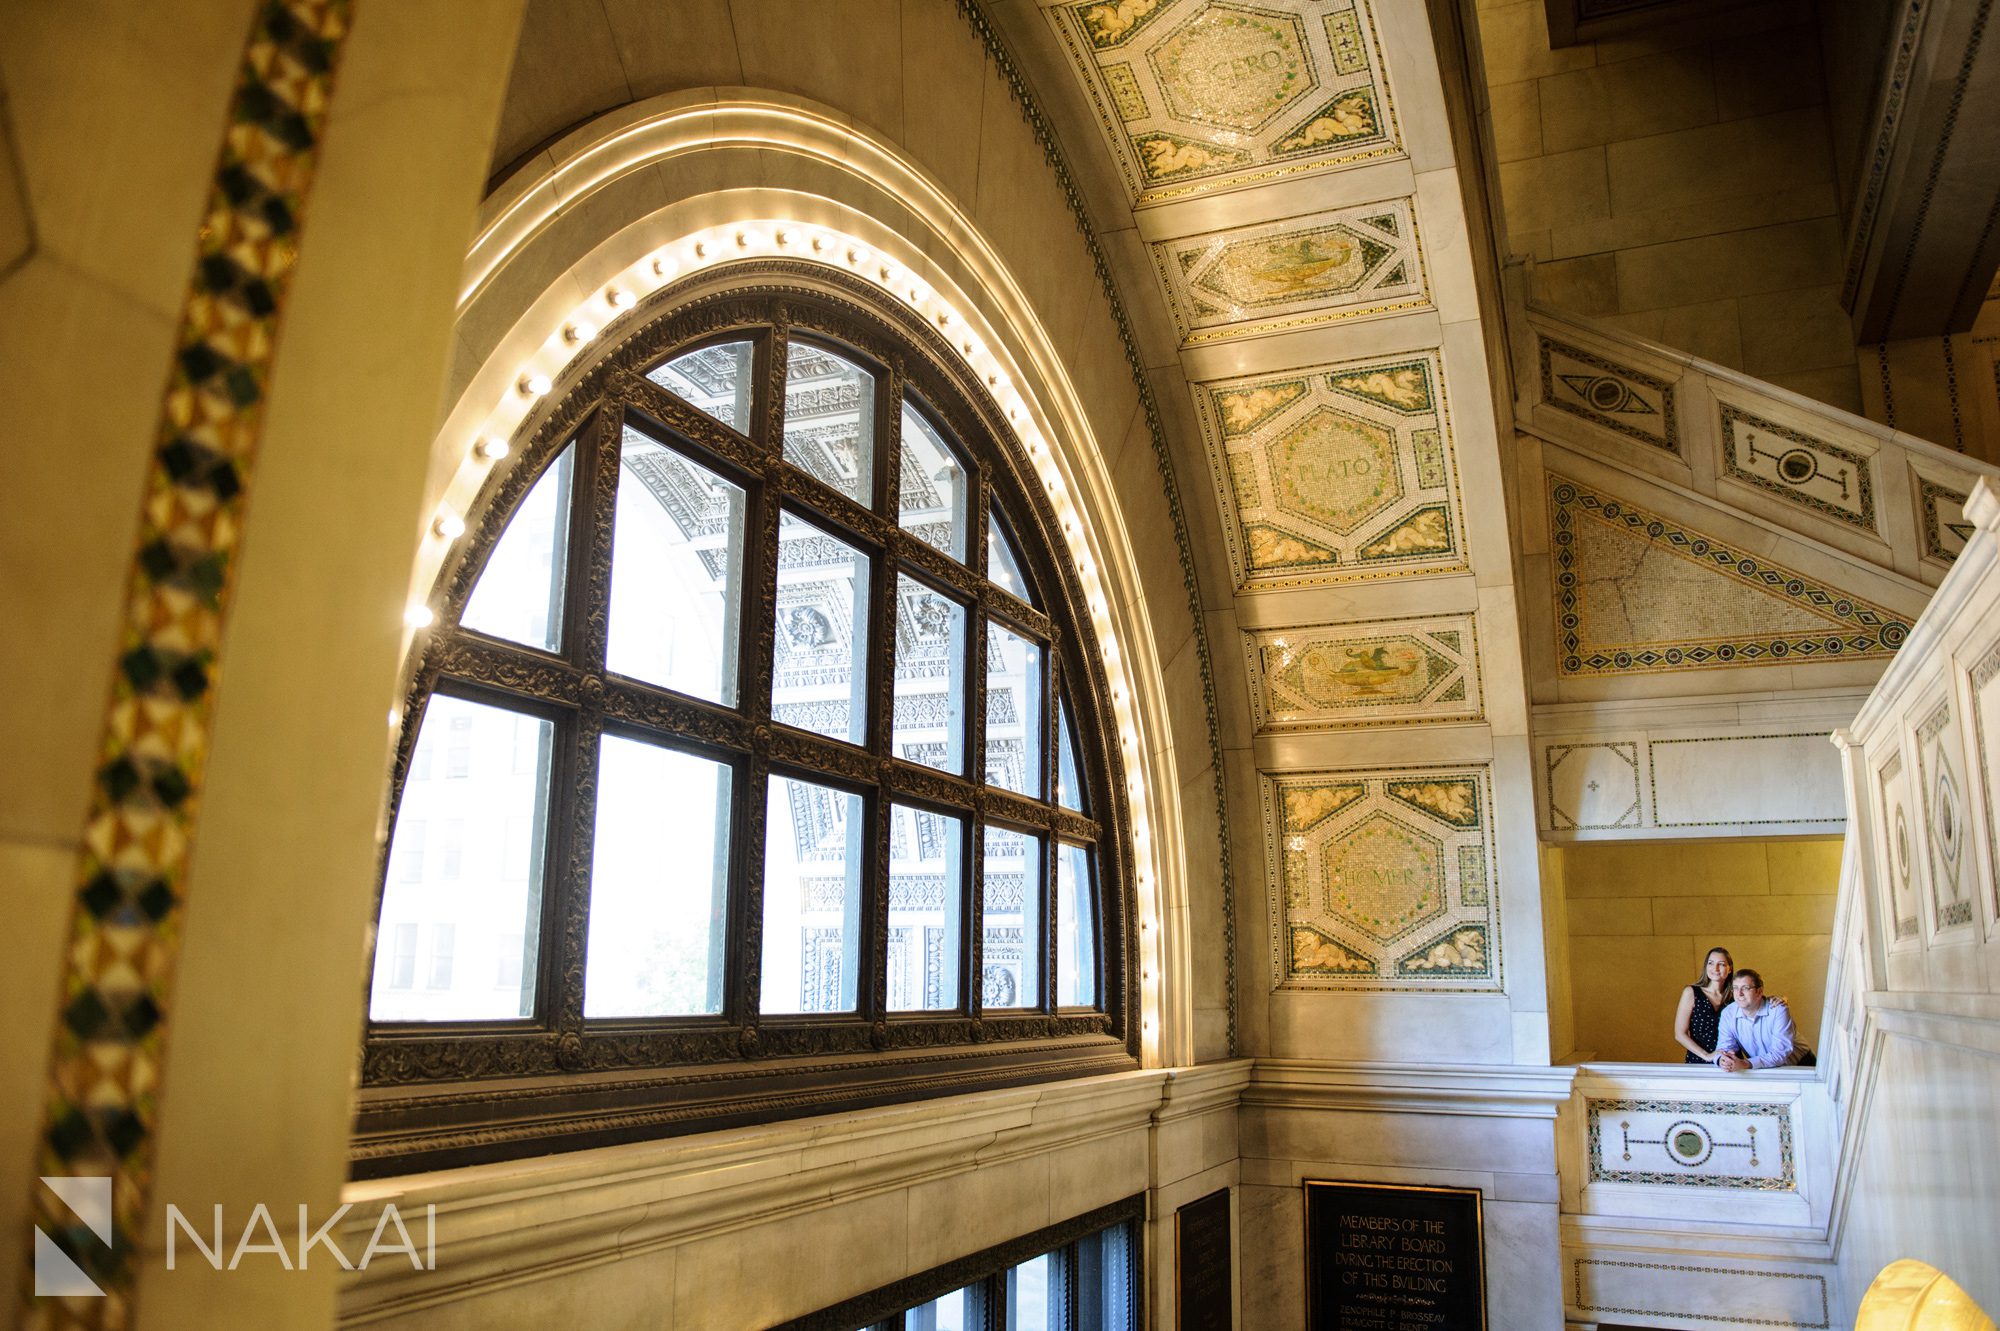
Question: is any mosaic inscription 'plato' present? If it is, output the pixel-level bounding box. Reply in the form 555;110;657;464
1154;203;1424;343
1263;766;1500;990
1197;349;1464;588
1050;0;1400;205
1244;614;1482;730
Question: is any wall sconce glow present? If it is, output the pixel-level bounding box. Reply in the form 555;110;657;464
605;287;635;309
564;320;596;344
474;436;510;461
518;372;552;398
432;511;466;541
404;603;436;630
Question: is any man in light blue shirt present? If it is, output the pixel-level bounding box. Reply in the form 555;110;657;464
1715;969;1800;1070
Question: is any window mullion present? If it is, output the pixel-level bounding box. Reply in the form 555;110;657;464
573;405;624;677
551;705;602;1042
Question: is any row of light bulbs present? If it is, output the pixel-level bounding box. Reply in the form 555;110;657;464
406;220;1164;1042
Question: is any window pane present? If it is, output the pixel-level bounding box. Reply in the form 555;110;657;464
370;694;549;1022
763;775;864;1014
774;511;871;745
890;804;962;1012
785;343;875;505
985;622;1043;797
607;427;746;704
900;401;967;559
462;444;573;652
648;339;753;432
981;827;1041;1009
895;575;966;774
1009;1253;1052;1331
1056;697;1084;812
583;736;731;1018
908;1286;970;1331
987;510;1033;605
1057;843;1096;1008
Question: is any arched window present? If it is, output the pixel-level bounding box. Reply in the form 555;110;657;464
355;275;1134;1173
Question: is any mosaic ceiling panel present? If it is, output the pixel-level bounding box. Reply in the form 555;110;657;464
1243;614;1482;730
1153;201;1424;344
1048;0;1401;206
1195;348;1464;588
1548;475;1911;676
1263;765;1500;990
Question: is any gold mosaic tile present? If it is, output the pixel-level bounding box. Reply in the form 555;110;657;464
1262;765;1501;991
1049;0;1401;206
1243;614;1482;730
1152;200;1426;344
22;4;352;1326
1194;348;1464;588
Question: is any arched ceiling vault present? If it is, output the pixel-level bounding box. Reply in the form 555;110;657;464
482;0;1543;1061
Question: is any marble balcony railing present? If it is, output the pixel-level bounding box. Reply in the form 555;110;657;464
1507;271;1998;595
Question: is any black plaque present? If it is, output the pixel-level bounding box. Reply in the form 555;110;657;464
1175;1187;1233;1331
1304;1180;1485;1331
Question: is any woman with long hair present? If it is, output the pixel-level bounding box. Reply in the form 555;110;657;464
1673;946;1734;1064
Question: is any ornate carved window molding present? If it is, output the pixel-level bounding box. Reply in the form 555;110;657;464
354;266;1136;1175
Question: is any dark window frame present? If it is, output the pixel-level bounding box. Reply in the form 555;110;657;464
353;270;1136;1176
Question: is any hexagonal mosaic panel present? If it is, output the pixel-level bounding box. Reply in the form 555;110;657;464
1195;348;1465;588
1263;765;1500;990
1152;202;1424;344
1049;0;1400;205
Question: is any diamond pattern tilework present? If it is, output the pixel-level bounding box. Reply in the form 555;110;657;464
1548;475;1911;677
21;5;353;1327
1262;766;1500;991
1049;0;1400;206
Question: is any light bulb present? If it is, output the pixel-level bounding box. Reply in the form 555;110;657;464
564;320;595;344
605;287;634;309
405;603;436;629
474;436;510;461
652;254;678;279
518;372;552;398
432;511;466;540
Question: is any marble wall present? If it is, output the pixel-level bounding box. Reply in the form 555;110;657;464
1475;0;1863;412
1558;837;1840;1063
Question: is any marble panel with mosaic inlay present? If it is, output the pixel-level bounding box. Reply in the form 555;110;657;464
1243;614;1481;730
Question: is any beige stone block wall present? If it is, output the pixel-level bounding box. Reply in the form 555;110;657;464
1473;0;1862;413
1557;837;1841;1063
1857;285;2000;466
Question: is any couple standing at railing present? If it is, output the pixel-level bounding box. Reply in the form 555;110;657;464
1672;947;1813;1071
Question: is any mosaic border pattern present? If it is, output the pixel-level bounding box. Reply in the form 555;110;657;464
1548;475;1911;676
1574;1259;1831;1329
1048;0;1406;207
1877;750;1921;941
1539;337;1680;453
1647;733;1847;829
1544;740;1641;830
1585;1097;1796;1191
1718;404;1877;534
21;5;354;1327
